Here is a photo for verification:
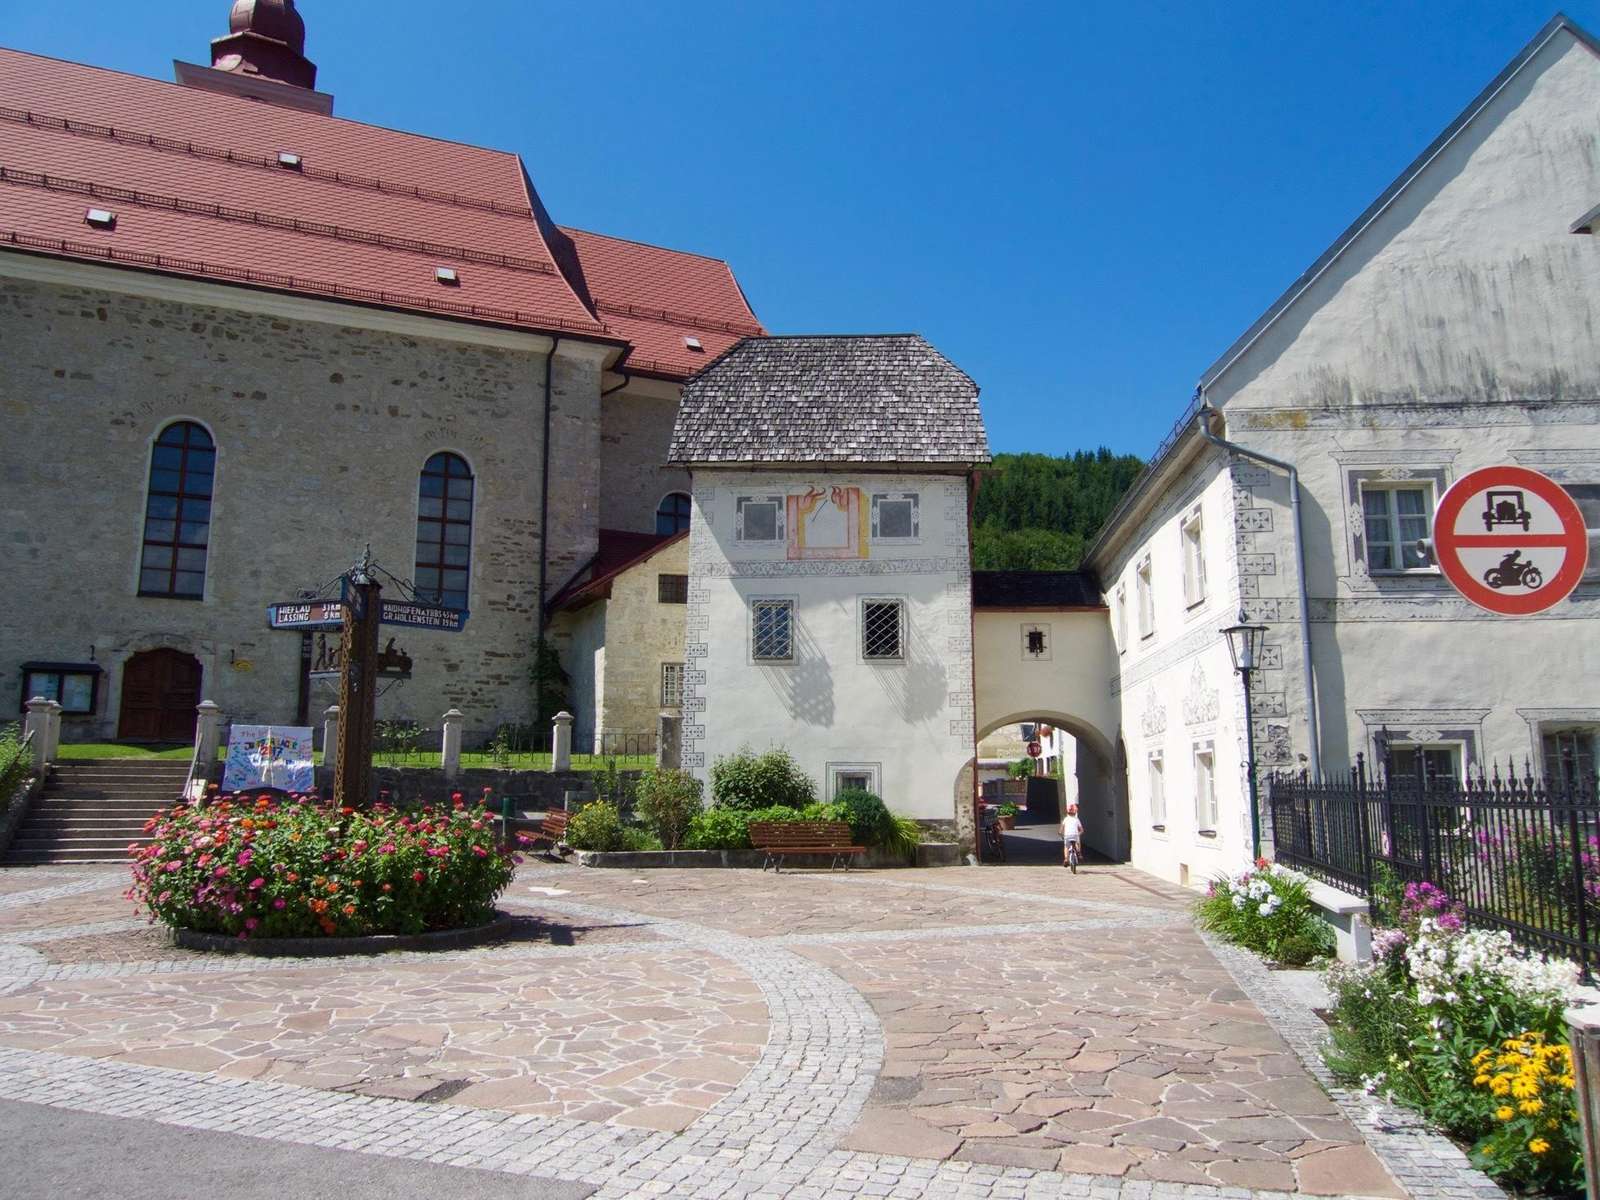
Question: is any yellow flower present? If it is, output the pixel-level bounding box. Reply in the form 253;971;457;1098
1529;1138;1550;1155
1557;1074;1575;1089
1474;1073;1492;1087
1504;1039;1522;1050
1519;1099;1543;1115
1491;1077;1512;1096
1511;1078;1539;1100
1496;1106;1515;1121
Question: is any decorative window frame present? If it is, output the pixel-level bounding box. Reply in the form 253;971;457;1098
827;761;882;799
870;491;921;543
1136;556;1154;641
736;495;786;544
1193;739;1218;837
1517;708;1600;769
1356;708;1490;775
1334;457;1452;586
1147;750;1167;831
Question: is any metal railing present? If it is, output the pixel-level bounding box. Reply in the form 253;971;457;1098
1268;756;1599;978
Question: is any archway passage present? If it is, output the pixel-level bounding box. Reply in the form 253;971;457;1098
972;712;1130;866
118;649;202;741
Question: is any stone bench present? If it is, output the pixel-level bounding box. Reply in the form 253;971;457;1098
1303;878;1372;963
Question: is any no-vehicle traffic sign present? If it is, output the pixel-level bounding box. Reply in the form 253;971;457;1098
1433;466;1588;615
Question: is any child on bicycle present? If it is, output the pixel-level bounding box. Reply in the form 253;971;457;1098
1061;803;1083;867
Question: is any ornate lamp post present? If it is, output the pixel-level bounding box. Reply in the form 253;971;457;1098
1222;610;1269;860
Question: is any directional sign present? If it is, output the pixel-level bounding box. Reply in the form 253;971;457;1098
266;600;345;630
380;600;468;632
1433;466;1589;615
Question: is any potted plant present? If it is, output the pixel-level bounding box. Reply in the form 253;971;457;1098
997;802;1019;830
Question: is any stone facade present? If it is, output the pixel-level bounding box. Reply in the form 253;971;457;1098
0;262;608;744
600;380;692;536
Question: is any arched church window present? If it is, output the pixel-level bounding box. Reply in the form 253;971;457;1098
656;491;692;535
416;452;474;610
139;421;214;598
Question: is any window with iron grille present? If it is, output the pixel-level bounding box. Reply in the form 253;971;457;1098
415;451;473;610
861;599;904;660
660;662;685;707
751;599;793;662
1542;727;1597;790
736;496;784;542
658;574;688;604
871;492;919;540
1570;484;1600;580
139;421;214;598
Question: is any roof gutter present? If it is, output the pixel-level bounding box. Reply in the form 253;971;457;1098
1195;404;1321;777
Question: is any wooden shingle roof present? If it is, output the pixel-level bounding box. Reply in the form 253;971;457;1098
669;334;989;467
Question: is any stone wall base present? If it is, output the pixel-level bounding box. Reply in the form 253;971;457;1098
576;843;961;870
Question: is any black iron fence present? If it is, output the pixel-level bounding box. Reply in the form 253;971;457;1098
1268;757;1599;978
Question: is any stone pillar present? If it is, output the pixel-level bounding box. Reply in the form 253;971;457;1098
441;709;464;779
657;712;682;770
322;705;340;756
1570;1005;1600;1200
23;697;51;772
552;711;573;773
43;700;63;764
194;701;222;779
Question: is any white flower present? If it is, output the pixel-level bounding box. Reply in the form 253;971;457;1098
1258;901;1273;916
1232;894;1246;910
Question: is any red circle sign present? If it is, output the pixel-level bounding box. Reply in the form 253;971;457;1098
1026;741;1042;759
1433;466;1588;615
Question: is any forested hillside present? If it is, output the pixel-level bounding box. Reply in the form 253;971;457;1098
972;449;1144;571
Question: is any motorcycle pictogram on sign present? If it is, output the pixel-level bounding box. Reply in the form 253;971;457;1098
1432;467;1589;616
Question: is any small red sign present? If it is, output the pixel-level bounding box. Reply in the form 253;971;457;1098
1026;740;1042;759
1433;466;1589;615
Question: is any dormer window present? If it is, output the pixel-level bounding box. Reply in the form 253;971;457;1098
684;336;704;352
277;151;303;170
85;208;116;230
434;267;460;286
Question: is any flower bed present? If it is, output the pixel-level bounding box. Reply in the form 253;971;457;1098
128;791;519;940
1324;889;1585;1195
1195;859;1335;965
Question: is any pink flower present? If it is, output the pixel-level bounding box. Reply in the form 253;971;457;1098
164;860;183;873
272;898;286;910
244;917;258;931
249;877;265;890
212;865;229;878
471;845;487;858
378;843;396;854
157;890;172;904
236;850;253;866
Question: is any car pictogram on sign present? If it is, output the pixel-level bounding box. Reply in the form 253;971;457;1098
1432;467;1589;616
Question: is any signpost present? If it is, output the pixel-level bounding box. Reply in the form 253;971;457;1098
1433;466;1589;615
266;552;466;807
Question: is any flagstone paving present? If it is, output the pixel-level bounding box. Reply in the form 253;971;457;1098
0;861;1440;1198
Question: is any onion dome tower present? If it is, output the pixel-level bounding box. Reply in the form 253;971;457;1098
208;0;318;90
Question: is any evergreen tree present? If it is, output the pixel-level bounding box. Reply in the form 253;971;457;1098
971;449;1143;571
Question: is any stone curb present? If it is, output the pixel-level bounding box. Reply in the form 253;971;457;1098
574;843;960;870
171;913;506;957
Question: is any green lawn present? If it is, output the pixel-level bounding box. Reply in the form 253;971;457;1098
57;743;194;761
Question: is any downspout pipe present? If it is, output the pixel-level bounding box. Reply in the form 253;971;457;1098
1195;403;1322;778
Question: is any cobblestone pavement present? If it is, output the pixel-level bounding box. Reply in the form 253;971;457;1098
0;861;1468;1199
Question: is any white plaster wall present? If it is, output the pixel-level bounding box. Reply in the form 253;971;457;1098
684;471;974;821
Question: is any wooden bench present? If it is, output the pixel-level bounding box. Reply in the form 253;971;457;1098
516;808;571;858
748;821;865;873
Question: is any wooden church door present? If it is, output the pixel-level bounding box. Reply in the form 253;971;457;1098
117;649;202;742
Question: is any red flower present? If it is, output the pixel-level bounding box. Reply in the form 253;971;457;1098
412;870;425;883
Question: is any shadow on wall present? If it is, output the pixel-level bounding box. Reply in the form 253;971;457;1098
759;618;835;726
869;618;948;724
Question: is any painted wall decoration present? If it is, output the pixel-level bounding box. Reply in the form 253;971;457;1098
787;486;868;560
223;725;315;792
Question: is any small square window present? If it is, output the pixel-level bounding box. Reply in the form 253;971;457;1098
862;599;904;660
752;599;794;662
657;574;688;604
660;662;685;707
737;496;784;542
829;762;881;798
871;492;919;540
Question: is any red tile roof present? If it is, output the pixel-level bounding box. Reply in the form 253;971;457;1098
0;46;761;378
548;529;688;612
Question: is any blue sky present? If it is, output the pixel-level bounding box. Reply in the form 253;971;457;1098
7;2;1594;456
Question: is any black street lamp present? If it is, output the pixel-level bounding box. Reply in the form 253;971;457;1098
1222;610;1269;860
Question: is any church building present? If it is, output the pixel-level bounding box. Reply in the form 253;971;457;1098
0;1;761;747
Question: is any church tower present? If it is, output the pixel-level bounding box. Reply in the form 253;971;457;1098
174;0;333;114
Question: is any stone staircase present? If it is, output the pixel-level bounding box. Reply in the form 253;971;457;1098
4;760;189;864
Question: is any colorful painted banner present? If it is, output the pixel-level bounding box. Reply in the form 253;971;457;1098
222;725;315;793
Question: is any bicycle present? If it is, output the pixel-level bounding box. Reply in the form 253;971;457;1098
1064;838;1080;874
980;812;1006;863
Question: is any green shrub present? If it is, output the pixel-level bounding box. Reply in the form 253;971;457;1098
800;801;847;822
0;723;28;804
998;802;1019;818
620;825;662;852
881;815;923;863
684;808;751;850
1195;862;1334;962
710;747;815;812
128;793;515;938
1274;932;1325;967
832;789;895;847
565;801;625;852
632;767;702;849
1007;758;1034;779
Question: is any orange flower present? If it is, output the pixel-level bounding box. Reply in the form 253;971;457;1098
342;904;356;917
